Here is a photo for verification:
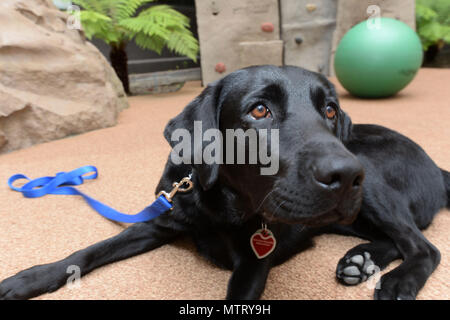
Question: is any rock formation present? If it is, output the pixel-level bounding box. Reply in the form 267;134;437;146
0;0;128;154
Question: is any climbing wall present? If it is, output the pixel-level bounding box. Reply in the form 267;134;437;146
194;0;283;85
195;0;416;82
280;0;337;75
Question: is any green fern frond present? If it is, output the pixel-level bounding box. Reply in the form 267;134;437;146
79;11;111;24
72;0;106;14
118;5;191;38
166;29;199;62
78;11;109;38
78;10;122;43
139;5;190;28
119;16;171;40
115;0;156;21
134;33;166;54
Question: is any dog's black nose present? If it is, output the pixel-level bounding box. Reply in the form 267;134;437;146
312;156;364;192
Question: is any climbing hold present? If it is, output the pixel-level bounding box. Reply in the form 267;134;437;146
306;4;317;12
215;62;226;73
261;22;274;33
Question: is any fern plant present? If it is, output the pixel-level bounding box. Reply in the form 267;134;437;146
415;0;450;51
72;0;199;94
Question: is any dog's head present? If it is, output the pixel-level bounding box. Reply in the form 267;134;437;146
164;65;364;227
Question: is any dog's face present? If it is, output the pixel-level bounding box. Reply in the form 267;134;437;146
165;65;364;227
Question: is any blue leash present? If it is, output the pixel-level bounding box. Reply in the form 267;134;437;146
7;166;193;223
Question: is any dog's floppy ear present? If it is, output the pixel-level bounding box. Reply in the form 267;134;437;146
163;82;222;190
338;109;353;143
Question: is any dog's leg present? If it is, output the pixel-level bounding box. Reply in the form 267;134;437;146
373;224;440;300
336;240;401;286
356;196;442;300
0;221;179;300
226;259;271;300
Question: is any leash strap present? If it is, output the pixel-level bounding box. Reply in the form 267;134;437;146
7;166;174;223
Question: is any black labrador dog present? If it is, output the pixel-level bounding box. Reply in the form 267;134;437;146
1;65;449;300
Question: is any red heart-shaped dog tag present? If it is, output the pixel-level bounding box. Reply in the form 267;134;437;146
250;229;276;259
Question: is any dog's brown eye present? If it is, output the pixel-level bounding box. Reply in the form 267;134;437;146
325;105;337;119
250;105;271;119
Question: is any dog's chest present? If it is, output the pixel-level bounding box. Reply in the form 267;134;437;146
191;222;311;269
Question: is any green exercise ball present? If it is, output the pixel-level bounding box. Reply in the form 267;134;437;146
334;18;423;98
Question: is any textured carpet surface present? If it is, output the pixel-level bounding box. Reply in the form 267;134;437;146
0;68;448;300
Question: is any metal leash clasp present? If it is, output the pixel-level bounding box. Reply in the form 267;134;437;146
157;174;193;203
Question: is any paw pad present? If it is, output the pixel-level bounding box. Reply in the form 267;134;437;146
337;252;377;286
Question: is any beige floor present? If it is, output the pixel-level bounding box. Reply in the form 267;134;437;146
0;68;448;300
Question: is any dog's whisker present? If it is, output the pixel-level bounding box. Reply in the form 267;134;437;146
273;200;286;216
255;189;276;213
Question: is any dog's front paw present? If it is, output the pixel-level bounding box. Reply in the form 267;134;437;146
374;272;418;300
0;273;36;300
0;265;63;300
336;251;377;286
